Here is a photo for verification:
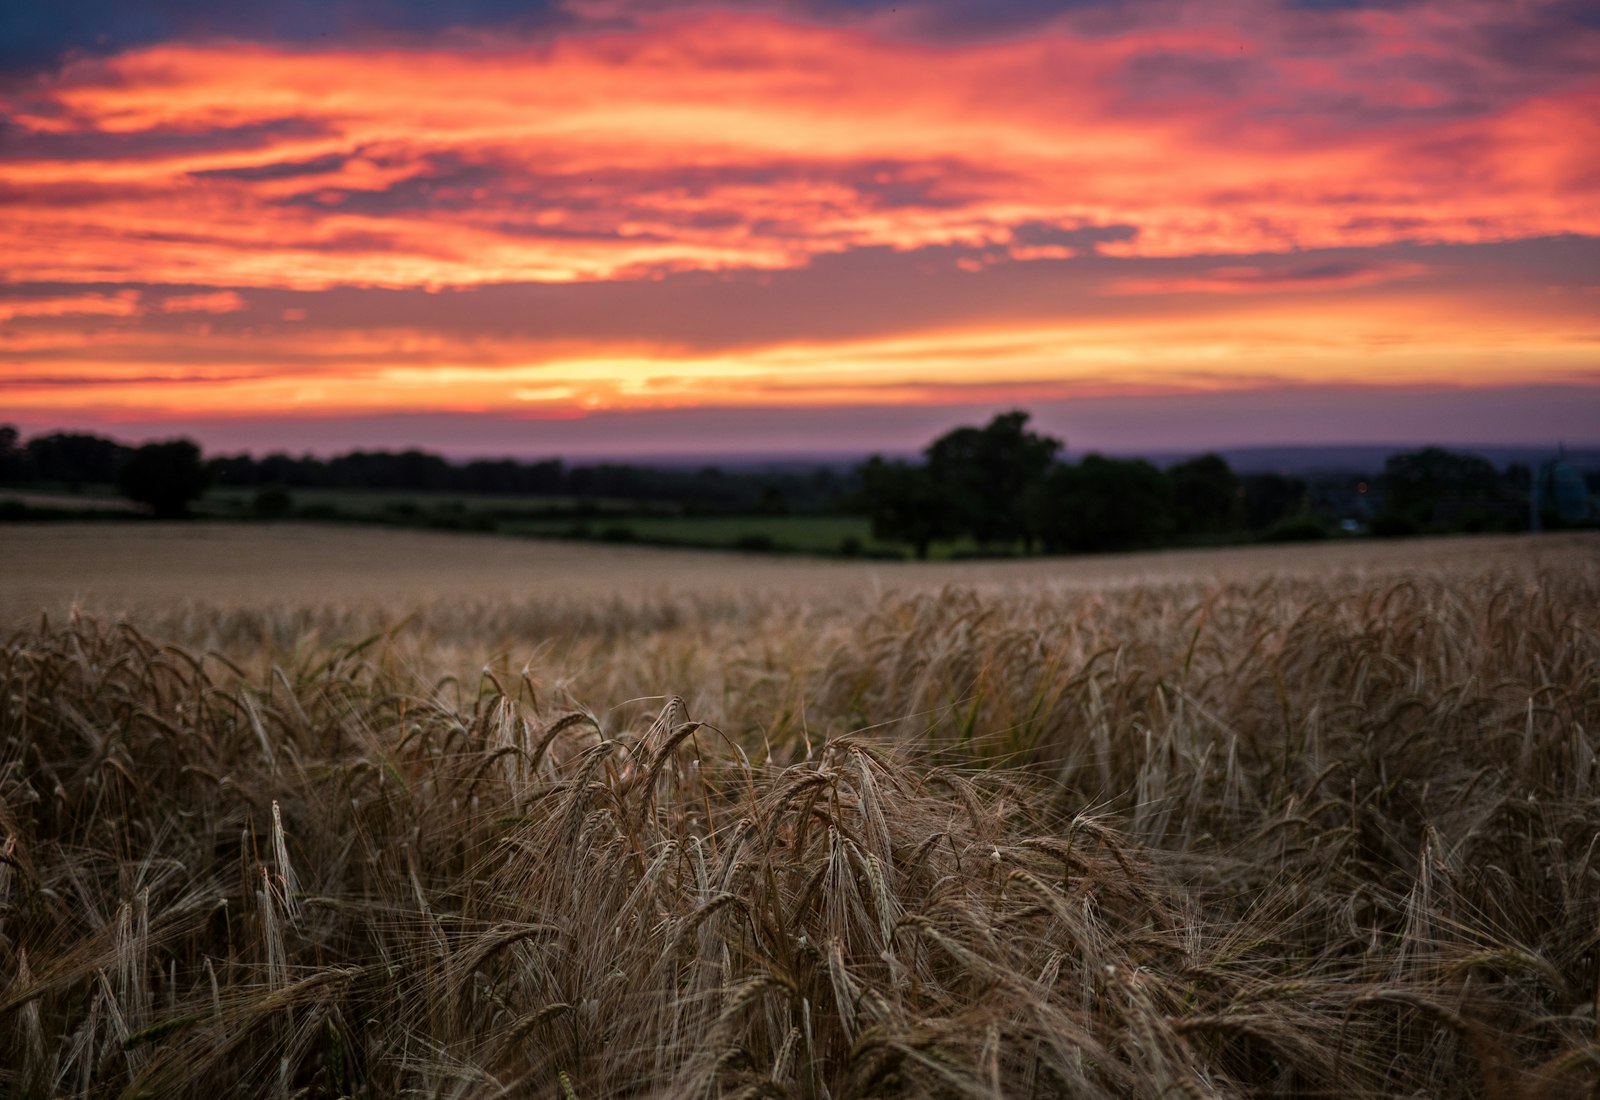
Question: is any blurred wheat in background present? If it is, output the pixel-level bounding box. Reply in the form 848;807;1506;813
3;538;1598;1097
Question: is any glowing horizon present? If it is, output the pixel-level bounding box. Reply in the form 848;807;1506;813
3;1;1597;453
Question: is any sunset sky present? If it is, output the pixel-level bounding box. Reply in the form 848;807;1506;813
3;0;1598;458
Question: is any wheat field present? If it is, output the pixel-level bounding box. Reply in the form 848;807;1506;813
3;527;1598;1098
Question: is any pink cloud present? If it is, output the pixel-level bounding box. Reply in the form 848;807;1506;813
160;291;245;313
0;291;141;321
0;3;1595;443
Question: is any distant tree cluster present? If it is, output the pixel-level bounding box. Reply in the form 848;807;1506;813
858;416;1579;557
859;412;1062;557
117;440;210;518
0;425;854;517
0;428;211;517
206;450;562;495
0;429;130;491
2;419;1576;540
207;450;849;511
1372;446;1526;535
857;412;1298;558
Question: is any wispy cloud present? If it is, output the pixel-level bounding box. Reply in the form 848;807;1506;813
0;291;142;321
1105;260;1429;295
1;1;1596;447
159;291;245;313
7;9;1596;290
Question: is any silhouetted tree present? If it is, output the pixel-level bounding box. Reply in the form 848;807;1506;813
925;411;1061;549
757;485;789;515
1169;453;1241;536
25;432;129;490
1504;462;1532;496
458;458;565;495
1240;473;1307;531
1029;454;1174;553
1379;447;1506;530
858;457;953;560
0;425;20;484
203;445;855;511
117;439;210;517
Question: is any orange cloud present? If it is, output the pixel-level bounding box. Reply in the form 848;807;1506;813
4;281;1593;423
1106;261;1430;296
0;291;141;321
160;291;245;313
1;3;1596;439
4;13;1597;292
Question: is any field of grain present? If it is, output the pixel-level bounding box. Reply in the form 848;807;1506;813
3;525;1598;1098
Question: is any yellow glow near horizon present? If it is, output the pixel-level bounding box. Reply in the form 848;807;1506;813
8;298;1595;420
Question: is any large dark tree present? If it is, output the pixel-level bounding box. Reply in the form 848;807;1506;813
1379;446;1507;528
1029;454;1174;553
924;411;1061;549
1240;473;1307;531
858;456;954;560
117;439;210;517
1169;453;1241;536
0;425;20;484
24;432;129;490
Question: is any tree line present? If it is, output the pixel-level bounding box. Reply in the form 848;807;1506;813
0;427;208;518
858;412;1554;558
858;412;1301;558
0;425;849;516
205;450;850;511
1;418;1576;547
